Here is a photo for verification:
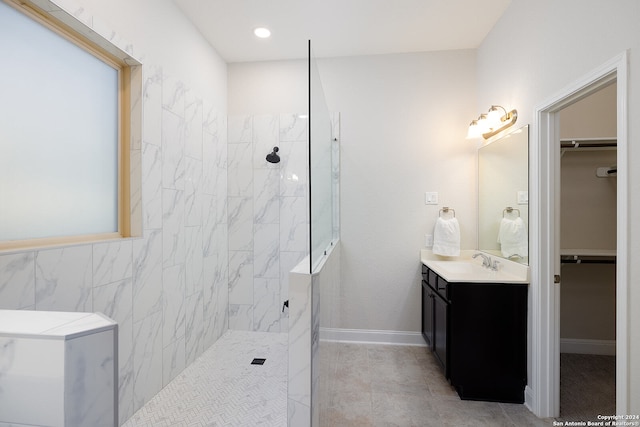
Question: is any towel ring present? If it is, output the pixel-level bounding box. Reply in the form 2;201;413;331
439;207;455;218
503;207;521;217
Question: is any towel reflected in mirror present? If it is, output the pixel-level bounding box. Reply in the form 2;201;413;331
498;217;528;259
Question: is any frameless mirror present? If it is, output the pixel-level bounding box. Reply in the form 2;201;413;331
478;125;529;265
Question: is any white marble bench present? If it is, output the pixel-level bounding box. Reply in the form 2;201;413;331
0;310;117;427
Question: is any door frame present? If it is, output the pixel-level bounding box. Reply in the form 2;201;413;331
529;51;629;418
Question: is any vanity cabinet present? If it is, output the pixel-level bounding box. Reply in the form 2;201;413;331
421;281;434;348
421;277;448;375
421;263;527;403
432;289;448;375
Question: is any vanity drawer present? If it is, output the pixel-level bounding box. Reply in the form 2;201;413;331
428;269;439;288
422;263;448;299
437;276;448;292
436;276;449;299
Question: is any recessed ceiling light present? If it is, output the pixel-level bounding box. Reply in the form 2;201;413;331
254;27;271;38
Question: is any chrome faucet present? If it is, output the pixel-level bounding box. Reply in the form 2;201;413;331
472;252;492;269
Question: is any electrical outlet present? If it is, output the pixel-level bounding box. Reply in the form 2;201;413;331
425;234;434;247
425;192;438;205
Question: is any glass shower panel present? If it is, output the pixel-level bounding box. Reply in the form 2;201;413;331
309;42;334;272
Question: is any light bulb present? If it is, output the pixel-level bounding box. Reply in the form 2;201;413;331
466;120;482;139
254;27;271;38
476;114;489;133
487;106;504;128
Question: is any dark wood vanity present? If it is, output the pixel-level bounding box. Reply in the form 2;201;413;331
421;262;528;403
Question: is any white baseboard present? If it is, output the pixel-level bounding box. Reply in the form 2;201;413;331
319;327;427;346
524;385;535;414
560;338;616;355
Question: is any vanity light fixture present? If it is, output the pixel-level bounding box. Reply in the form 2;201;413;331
254;27;271;38
466;114;488;139
466;105;518;139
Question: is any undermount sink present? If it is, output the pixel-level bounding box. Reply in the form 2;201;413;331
420;250;529;284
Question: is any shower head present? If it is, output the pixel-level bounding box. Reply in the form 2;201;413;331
266;146;280;164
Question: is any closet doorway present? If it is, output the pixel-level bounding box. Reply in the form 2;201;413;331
531;52;628;419
556;83;617;421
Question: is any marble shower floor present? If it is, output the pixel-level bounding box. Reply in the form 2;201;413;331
122;330;288;427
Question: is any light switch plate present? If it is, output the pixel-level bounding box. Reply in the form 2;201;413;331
425;192;438;205
517;191;529;205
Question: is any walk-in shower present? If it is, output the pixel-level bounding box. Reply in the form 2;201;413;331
226;40;339;427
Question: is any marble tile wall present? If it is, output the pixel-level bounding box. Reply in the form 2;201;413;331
227;114;309;334
287;267;312;426
287;242;341;427
0;65;229;425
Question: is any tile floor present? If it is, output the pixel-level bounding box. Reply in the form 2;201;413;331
122;330;287;427
318;341;552;427
122;331;558;426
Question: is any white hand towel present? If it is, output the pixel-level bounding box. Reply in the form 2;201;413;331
497;217;528;258
432;217;461;257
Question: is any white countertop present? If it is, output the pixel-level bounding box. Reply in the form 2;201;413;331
0;310;116;340
421;249;529;284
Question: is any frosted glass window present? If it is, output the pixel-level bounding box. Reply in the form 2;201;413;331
0;1;120;242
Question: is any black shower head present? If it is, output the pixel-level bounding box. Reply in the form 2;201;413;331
266;146;280;164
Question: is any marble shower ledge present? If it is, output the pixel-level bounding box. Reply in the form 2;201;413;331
0;309;118;427
0;309;116;340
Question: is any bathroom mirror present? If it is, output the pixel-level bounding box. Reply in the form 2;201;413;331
478;125;529;265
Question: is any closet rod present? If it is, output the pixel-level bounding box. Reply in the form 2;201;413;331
560;138;617;149
560;255;616;265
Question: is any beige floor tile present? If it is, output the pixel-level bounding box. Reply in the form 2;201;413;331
327;389;374;423
320;409;374;427
500;402;555;427
319;342;550;427
371;390;441;427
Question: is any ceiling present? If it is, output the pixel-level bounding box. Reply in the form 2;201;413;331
173;0;511;63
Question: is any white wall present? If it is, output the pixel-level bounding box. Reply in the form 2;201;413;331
319;52;477;332
229;50;477;333
229;60;307;115
477;0;640;412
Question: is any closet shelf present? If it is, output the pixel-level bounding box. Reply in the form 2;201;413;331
560;249;616;264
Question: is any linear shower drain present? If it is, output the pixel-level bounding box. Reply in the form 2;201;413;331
251;358;266;365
